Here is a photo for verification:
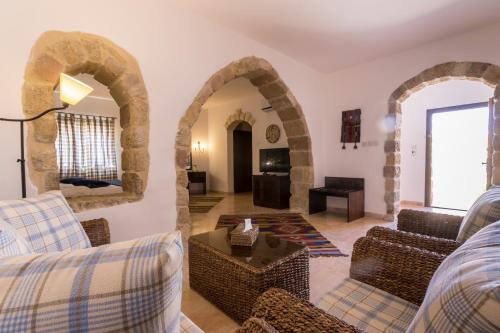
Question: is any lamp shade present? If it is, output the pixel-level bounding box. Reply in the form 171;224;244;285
59;73;94;106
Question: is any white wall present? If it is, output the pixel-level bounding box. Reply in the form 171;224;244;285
203;84;288;193
323;22;500;215
400;80;493;204
0;1;326;242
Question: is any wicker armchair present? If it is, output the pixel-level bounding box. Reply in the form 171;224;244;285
80;218;110;247
237;235;447;332
397;209;463;240
363;209;463;257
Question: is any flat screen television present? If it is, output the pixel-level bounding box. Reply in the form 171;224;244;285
259;148;290;173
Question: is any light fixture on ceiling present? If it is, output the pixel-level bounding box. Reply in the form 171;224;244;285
0;73;94;198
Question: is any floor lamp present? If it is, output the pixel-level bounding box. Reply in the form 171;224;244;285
0;73;93;198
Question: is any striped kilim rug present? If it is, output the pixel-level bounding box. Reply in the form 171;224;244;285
217;213;346;257
189;195;224;213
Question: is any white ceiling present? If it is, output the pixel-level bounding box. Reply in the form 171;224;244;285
177;0;500;73
203;77;263;108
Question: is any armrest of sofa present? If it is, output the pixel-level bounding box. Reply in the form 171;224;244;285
397;209;462;240
249;288;362;333
80;218;110;246
350;237;446;305
367;226;460;255
0;231;183;332
236;318;279;333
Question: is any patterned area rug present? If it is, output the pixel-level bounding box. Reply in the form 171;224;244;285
217;213;347;257
189;196;224;213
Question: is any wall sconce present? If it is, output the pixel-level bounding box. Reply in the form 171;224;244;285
193;141;206;153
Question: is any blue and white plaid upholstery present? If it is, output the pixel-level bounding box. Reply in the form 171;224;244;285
407;221;500;332
456;186;500;242
0;230;184;332
317;278;418;333
0;218;33;257
181;313;204;333
0;191;91;252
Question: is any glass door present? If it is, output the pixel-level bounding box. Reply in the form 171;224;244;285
427;102;490;210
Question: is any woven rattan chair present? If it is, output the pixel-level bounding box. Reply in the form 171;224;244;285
237;235;447;333
365;209;464;256
80;218;110;247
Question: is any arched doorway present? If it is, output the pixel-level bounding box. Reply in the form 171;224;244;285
384;62;500;221
175;57;314;238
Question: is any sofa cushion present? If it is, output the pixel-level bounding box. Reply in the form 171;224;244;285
181;313;204;333
456;186;500;242
0;218;33;257
0;191;91;252
407;221;500;332
317;278;419;333
0;230;183;332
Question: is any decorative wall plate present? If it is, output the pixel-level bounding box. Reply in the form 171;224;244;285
266;124;281;143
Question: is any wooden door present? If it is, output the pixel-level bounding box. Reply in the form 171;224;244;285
233;130;253;193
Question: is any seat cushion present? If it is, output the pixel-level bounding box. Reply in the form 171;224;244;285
181;313;204;333
456;186;500;242
0;191;91;252
317;278;418;333
0;230;183;332
407;221;500;332
0;218;33;257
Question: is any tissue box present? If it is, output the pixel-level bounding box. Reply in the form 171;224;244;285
230;223;259;247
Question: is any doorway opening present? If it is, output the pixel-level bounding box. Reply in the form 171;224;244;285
384;61;500;221
232;122;253;193
425;102;491;210
176;57;314;239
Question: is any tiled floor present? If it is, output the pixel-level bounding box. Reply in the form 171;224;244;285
181;192;394;333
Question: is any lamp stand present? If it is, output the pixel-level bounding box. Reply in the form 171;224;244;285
0;104;68;198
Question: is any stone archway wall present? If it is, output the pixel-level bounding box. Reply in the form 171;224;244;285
224;109;256;129
175;56;314;238
22;31;150;212
384;61;500;221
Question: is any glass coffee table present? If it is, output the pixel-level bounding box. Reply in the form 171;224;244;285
188;227;309;323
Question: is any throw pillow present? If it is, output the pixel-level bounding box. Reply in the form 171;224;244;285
407;221;500;332
0;230;183;332
0;218;33;257
0;191;91;253
456;186;500;242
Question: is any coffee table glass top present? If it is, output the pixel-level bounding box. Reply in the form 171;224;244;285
190;227;306;268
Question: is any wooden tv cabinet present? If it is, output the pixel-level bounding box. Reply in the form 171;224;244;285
253;174;290;209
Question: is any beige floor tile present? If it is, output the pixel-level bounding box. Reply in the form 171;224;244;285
181;192;393;332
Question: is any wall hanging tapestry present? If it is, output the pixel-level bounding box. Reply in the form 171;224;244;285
341;109;361;149
217;213;347;257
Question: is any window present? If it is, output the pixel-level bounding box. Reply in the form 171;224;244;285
56;112;118;180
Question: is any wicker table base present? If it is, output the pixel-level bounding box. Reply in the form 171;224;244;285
189;228;309;323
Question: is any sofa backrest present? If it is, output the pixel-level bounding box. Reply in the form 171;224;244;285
407;221;500;332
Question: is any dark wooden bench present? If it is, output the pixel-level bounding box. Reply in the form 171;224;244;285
309;177;364;222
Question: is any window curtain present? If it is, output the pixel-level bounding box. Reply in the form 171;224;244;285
56;112;118;180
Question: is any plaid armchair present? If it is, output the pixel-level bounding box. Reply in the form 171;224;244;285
237;234;447;333
80;218;111;246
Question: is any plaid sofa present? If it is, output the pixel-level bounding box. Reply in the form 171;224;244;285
0;192;204;333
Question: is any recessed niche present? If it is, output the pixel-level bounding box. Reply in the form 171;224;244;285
22;31;150;212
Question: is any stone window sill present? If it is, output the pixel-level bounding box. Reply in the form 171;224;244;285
66;192;143;213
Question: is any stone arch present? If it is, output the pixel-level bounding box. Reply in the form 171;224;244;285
384;61;500;221
22;31;150;212
224;109;256;129
175;56;314;237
